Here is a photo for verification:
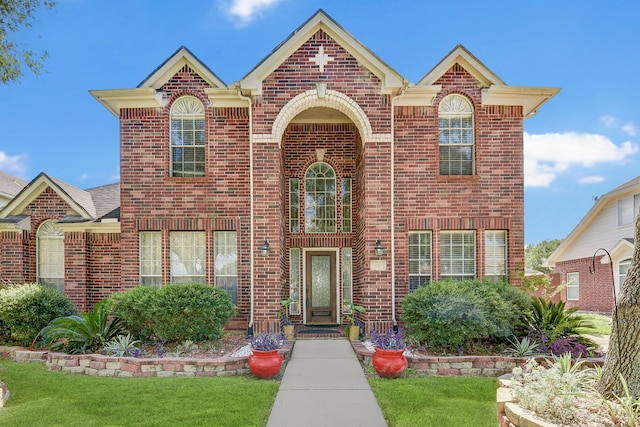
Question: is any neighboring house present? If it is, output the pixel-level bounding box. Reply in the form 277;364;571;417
546;176;640;312
0;10;558;333
0;171;27;208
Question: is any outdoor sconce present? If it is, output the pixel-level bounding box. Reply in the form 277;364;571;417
258;240;270;257
374;240;385;256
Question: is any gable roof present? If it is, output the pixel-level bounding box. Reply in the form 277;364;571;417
239;9;405;96
0;171;27;201
91;46;227;117
546;176;640;265
0;173;120;224
416;44;559;118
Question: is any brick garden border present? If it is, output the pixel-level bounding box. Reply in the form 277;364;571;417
0;342;293;379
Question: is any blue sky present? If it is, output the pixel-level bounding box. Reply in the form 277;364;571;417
1;0;638;246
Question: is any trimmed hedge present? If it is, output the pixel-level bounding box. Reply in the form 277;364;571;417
401;279;531;351
0;283;77;346
106;284;236;342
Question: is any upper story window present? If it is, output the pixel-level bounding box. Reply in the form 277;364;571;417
37;220;64;292
305;162;336;233
170;96;205;177
618;194;640;226
438;94;474;175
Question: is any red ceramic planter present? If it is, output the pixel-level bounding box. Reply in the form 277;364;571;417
372;348;408;378
248;349;284;379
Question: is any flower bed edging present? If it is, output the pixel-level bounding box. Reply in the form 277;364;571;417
351;340;526;377
47;341;293;377
0;342;293;378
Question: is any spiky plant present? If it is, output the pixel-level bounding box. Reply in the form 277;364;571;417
41;303;126;354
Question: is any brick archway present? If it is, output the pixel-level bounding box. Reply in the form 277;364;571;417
268;89;373;145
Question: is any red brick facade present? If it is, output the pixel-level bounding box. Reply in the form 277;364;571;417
551;256;616;313
0;11;558;333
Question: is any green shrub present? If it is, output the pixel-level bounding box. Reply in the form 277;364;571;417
401;279;531;351
524;297;596;347
0;283;76;346
106;283;236;342
41;303;126;354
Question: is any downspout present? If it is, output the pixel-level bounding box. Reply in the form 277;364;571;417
389;80;409;327
236;84;254;336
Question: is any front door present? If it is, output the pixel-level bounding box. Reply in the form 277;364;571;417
305;251;336;324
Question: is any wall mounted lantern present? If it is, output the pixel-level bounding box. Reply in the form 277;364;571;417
258;240;270;257
374;240;385;256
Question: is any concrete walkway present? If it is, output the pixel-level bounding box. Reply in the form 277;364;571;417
267;339;387;427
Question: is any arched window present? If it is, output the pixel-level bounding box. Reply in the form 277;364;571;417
438;94;474;175
37;220;64;292
170;96;205;177
305;162;336;233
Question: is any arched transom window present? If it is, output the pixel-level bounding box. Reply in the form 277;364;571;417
37;220;64;292
438;94;474;175
170;96;205;177
305;162;336;233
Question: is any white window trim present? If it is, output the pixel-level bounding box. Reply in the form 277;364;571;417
566;272;579;301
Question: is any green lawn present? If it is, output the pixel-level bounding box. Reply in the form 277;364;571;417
0;360;279;427
578;312;612;335
370;376;497;427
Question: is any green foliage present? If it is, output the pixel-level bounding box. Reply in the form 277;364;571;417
106;283;236;342
0;0;57;84
504;335;539;357
524;297;595;343
0;283;76;346
102;333;142;357
525;238;563;274
511;357;596;425
41;303;126;354
401;279;531;351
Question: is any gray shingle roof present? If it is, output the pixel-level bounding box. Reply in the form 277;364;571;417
0;171;27;197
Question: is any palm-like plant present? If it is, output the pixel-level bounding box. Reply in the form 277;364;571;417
41;303;126;354
524;297;593;341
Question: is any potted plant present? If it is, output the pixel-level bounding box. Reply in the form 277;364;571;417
370;327;408;378
280;298;295;340
342;302;365;341
248;332;285;379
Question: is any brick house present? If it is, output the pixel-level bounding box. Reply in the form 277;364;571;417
546;176;639;312
0;10;558;333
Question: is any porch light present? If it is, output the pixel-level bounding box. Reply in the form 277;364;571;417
374;240;385;256
258;240;270;257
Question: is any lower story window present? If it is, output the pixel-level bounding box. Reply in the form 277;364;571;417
485;230;507;282
289;248;301;315
37;220;65;292
441;231;475;281
618;259;631;294
409;231;432;291
214;231;238;305
342;248;353;312
170;231;206;283
566;272;579;300
140;231;162;286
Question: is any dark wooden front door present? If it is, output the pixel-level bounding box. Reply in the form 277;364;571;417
305;251;336;324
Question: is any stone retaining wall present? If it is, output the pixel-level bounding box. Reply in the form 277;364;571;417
0;343;293;379
350;341;528;377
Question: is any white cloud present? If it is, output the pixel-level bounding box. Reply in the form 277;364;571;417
0;151;28;179
621;122;638;137
524;132;638;187
78;173;89;182
599;114;638;137
222;0;283;26
577;175;605;184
